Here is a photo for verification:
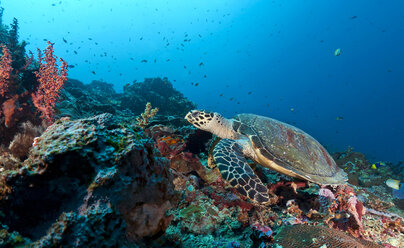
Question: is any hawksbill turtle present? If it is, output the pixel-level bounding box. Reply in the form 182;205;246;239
185;110;347;205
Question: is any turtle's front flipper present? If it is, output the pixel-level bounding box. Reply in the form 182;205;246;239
213;139;275;205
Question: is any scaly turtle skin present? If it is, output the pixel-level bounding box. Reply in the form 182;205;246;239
185;110;347;205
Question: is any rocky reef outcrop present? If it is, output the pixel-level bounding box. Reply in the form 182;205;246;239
57;77;196;120
0;114;178;247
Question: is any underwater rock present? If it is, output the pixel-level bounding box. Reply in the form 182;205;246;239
0;113;177;245
121;77;196;117
57;79;121;119
58;77;196;121
34;203;126;247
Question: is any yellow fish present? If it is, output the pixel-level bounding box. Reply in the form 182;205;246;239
334;48;341;56
386;179;401;190
371;164;377;170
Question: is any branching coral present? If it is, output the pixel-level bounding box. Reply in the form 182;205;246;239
0;44;12;97
136;102;158;128
32;41;68;124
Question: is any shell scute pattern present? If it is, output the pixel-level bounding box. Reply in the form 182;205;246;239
234;113;346;184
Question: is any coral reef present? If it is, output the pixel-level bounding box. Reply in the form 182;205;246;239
57;77;196;120
0;114;177;246
0;5;402;248
0;13;68;164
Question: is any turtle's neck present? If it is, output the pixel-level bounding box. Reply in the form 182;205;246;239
211;116;239;140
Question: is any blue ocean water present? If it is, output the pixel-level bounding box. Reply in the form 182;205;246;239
3;0;403;163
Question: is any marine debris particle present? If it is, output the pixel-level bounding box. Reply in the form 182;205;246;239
334;48;342;56
141;59;147;63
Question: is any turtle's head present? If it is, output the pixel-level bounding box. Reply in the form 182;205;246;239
185;110;237;139
185;110;217;131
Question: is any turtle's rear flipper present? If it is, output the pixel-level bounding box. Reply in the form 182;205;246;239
213;139;276;205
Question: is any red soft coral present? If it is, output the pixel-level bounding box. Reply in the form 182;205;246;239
0;44;12;98
32;41;68;124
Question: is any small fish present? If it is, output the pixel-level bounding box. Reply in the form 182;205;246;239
229;98;233;101
248;91;252;95
154;59;157;63
63;38;67;43
219;93;223;96
140;37;143;40
195;83;199;86
166;59;170;62
386;179;401;190
204;74;207;78
350;16;358;19
74;51;77;54
371;162;385;170
199;62;204;67
141;59;147;63
334;48;342;56
336;116;343;120
68;64;75;68
91;71;96;75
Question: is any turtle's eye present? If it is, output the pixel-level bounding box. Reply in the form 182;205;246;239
191;111;200;118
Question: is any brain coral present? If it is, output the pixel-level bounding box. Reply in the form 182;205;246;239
273;224;382;248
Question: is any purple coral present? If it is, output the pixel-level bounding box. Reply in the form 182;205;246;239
318;187;335;212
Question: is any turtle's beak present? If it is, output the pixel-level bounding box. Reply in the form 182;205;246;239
185;112;192;122
185;111;194;123
185;110;200;124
